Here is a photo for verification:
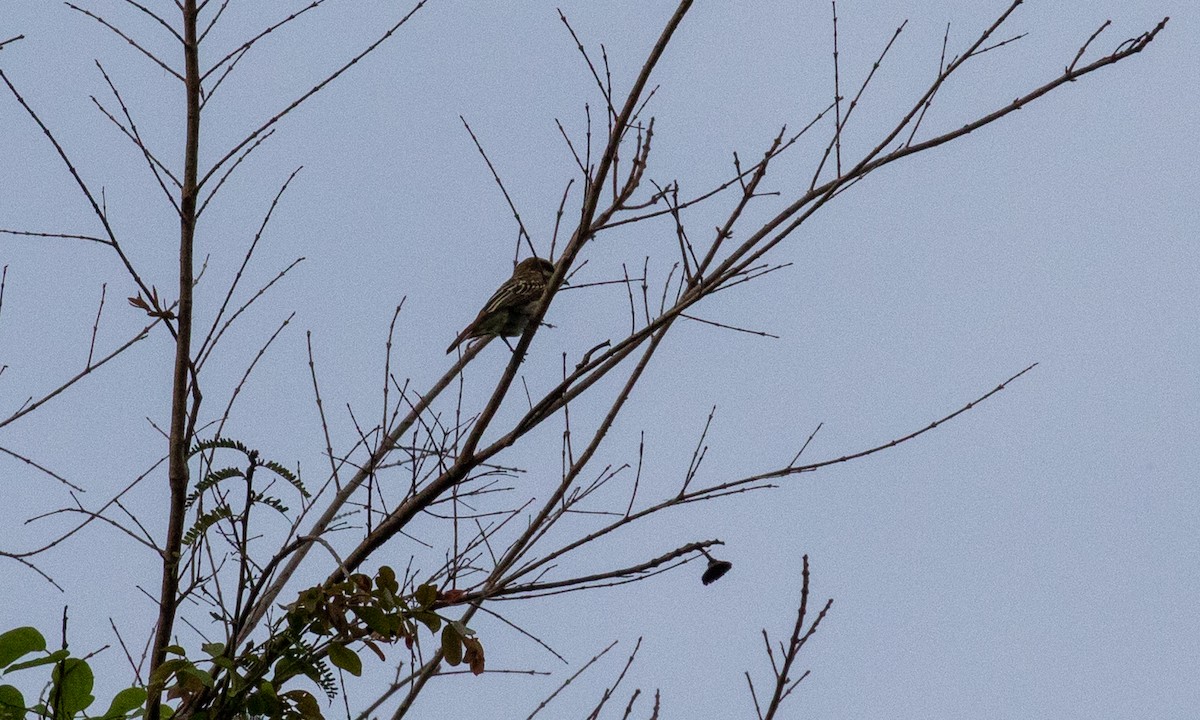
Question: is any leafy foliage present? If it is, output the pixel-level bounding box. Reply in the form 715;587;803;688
283;566;484;676
181;441;308;548
0;627;147;720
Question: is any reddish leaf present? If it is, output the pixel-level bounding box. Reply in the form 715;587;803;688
463;637;485;676
438;589;467;604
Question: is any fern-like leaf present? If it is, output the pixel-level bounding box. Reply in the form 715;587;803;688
252;493;289;516
183;505;234;546
185;466;246;508
189;437;253;458
263;460;309;498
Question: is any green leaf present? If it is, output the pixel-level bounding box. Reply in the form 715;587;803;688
0;628;46;670
376;566;398;595
244;688;277;718
5;648;69;673
257;679;278;701
272;657;302;686
52;658;95;715
441;626;462;666
148;658;190;686
0;685;26;720
326;645;361;677
414;584;437;609
413;611;441;634
350;607;391;636
101;687;147;720
450;619;474;638
283;690;323;720
178;665;214;688
200;642;225;658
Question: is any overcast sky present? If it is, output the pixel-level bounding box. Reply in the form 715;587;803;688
1;1;1196;718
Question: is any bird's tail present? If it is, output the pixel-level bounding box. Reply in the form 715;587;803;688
446;325;474;354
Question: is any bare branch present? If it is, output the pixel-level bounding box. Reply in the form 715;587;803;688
197;257;305;371
197;0;230;44
86;283;107;367
1069;20;1112;73
94;60;183;211
201;0;326;82
0;69;167;328
761;557;833;720
679;313;779;339
585;637;642;720
197;167;303;365
64;3;184;82
831;1;843;177
558;10;617;121
197;129;277;216
526;640;619;720
0;445;84;492
199;0;428;190
118;0;184;44
0;317;160;430
0;229;110;245
460;115;537;259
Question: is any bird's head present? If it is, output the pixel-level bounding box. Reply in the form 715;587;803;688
517;256;556;281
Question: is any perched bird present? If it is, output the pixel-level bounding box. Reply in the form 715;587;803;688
446;256;556;354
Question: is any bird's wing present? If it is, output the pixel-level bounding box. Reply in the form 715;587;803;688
481;277;542;315
447;275;544;354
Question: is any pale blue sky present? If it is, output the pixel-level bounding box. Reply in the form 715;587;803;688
1;2;1197;718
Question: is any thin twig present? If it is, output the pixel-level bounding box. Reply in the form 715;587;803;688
831;1;843;177
679;313;779;339
198;257;305;370
119;0;182;43
527;641;619;720
0;70;165;326
460;115;537;259
93;60;183;211
0;318;159;430
201;0;326;82
0;446;85;492
558;10;617;121
86;283;107;367
585;637;642;720
64;3;184;81
197;167;302;365
197;0;231;44
0;229;109;245
199;0;428;189
197;129;278;216
1069;20;1112;73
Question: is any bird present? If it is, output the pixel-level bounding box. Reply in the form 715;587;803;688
446;256;556;354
